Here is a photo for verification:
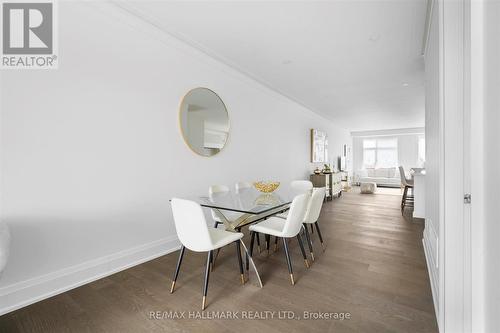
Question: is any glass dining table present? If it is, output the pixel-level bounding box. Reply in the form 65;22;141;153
186;187;296;288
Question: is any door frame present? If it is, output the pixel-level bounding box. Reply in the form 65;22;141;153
437;0;484;331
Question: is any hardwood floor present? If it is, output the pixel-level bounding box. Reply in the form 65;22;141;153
0;190;438;333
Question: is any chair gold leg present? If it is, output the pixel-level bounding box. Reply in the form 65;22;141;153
304;259;310;268
240;274;245;285
202;251;211;311
170;281;176;293
310;252;315;262
290;273;295;285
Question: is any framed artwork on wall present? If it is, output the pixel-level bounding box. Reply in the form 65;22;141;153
311;129;328;163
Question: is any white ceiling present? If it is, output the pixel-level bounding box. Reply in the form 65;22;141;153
125;1;427;131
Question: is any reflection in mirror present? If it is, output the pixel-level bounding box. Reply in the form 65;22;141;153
179;88;229;157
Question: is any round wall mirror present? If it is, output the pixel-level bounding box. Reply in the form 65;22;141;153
179;88;230;157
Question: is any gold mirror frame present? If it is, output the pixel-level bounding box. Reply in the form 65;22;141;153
178;87;230;157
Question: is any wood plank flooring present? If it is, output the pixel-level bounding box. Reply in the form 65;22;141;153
0;189;438;333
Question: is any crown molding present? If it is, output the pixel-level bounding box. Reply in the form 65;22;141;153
351;127;425;137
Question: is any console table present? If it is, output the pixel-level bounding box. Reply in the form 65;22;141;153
310;172;342;200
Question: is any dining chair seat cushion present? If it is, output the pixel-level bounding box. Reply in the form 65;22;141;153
249;217;286;237
207;228;244;251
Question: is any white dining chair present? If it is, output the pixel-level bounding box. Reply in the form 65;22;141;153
234;181;266;252
290;180;313;195
208;185;231;229
208;184;246;268
249;193;310;285
235;181;252;192
398;166;414;214
170;198;244;310
274;180;314;247
302;187;326;262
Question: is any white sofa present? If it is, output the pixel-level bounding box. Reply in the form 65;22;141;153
355;167;401;187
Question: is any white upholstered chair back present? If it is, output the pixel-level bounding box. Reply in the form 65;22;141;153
281;193;310;237
304;187;326;224
208;185;230;222
290;180;313;195
235;182;252;193
171;198;213;252
398;166;409;186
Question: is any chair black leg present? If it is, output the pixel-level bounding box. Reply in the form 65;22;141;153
310;224;314;234
202;250;212;310
247;231;256;271
303;224;315;261
170;245;185;293
211;221;221;269
209;250;214;272
314;222;325;251
274;236;279;252
402;186;408;213
282;238;294;285
297;234;310;268
265;234;270;255
256;232;261;253
212;248;221;270
235;240;245;284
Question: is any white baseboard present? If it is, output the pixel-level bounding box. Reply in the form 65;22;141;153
422;236;439;326
0;236;181;316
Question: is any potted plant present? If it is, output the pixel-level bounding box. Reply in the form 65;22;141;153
322;164;332;174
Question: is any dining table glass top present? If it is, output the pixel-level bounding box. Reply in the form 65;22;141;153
192;188;294;215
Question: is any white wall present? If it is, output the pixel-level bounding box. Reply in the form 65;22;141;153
483;1;500;331
423;0;440;324
351;128;424;179
0;2;351;314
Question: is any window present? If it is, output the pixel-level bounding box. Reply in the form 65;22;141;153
418;136;425;166
362;137;398;168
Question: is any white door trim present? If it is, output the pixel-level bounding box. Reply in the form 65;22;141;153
437;0;483;331
469;0;485;331
441;0;466;330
